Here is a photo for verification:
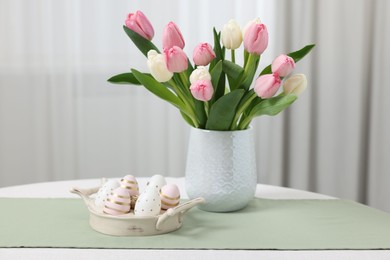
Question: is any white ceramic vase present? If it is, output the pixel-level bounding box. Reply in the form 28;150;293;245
185;127;257;212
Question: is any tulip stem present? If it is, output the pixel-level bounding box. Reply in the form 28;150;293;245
243;50;249;67
244;53;255;71
230;91;257;130
179;72;190;88
204;101;210;117
231;49;235;63
169;79;199;128
238;115;252;130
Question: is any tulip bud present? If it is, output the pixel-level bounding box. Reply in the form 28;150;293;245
221;19;243;50
189;66;211;84
254;73;281;98
283;74;307;96
147;50;173;82
272;54;295;77
125;10;154;40
190;80;214;101
243;23;268;55
162;22;185;50
193;43;216;66
242;18;261;39
164;46;188;73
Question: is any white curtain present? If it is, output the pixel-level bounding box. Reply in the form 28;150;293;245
0;0;389;212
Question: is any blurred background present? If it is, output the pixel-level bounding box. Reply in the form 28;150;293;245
0;0;389;211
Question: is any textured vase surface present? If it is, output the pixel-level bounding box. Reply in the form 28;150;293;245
185;127;257;212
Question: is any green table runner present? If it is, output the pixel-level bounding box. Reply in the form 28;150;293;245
1;198;389;250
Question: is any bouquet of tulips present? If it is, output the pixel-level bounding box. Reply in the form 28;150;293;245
108;11;314;130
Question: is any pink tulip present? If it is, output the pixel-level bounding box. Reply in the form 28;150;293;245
162;22;185;50
190;80;214;101
243;23;268;55
254;73;281;98
192;43;216;66
125;10;154;40
164;46;188;73
271;54;295;77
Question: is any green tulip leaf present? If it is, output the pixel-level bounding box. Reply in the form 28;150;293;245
260;44;315;76
249;94;297;117
180;111;195;127
212;72;226;104
210;61;223;92
209;28;224;71
206;89;245;130
237;89;257;115
123;26;160;57
184;58;194;78
223;60;245;91
209;60;225;105
241;54;260;90
107;72;148;85
194;100;207;128
131;69;185;110
239;94;297;129
243;49;249;67
213;28;223;61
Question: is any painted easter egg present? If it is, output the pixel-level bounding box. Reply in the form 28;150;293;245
134;189;161;217
160;184;180;210
145;174;166;192
103;187;131;215
94;179;120;207
120;174;139;196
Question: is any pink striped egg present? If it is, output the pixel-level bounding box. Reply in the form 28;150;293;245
103;187;131;215
160;184;180;210
120;175;139;196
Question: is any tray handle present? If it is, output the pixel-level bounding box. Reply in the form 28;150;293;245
156;197;205;230
70;186;101;208
69;178;106;207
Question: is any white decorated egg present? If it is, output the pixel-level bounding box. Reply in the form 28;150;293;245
145;174;166;192
134;189;161;216
160;184;180;210
103;187;131;215
94;179;120;207
120;175;139;196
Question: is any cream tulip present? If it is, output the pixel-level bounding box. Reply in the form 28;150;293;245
189;66;211;84
221;19;242;50
283;74;308;96
146;50;173;82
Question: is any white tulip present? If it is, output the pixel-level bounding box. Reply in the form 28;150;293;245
221;19;242;50
189;66;211;84
147;50;173;82
242;18;261;38
283;74;308;96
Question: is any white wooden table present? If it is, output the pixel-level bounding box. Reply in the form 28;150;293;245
0;177;389;260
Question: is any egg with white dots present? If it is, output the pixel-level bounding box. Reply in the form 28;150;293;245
145;174;166;192
103;187;131;216
160;184;180;210
94;179;120;207
120;174;139;196
134;189;161;216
